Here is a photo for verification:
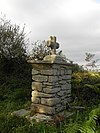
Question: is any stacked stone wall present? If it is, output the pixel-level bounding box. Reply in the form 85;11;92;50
31;60;72;115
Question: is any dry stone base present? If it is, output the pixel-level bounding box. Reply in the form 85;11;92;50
29;55;72;117
31;104;55;115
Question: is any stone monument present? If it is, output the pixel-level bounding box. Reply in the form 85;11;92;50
47;36;59;54
28;36;72;121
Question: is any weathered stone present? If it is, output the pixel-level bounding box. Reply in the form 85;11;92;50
32;82;42;92
40;69;57;75
31;97;40;104
31;90;38;97
43;87;60;94
61;95;67;100
55;104;66;112
11;109;30;117
62;75;68;80
61;100;68;106
52;64;60;68
66;89;71;94
61;68;65;75
66;84;71;90
61;84;71;90
48;76;59;82
29;45;72;118
32;75;48;82
66;70;72;75
57;90;67;97
43;55;66;64
43;82;53;86
32;69;39;75
29;114;53;122
32;91;55;98
58;76;62;81
66;97;72;102
67;80;71;84
61;85;67;90
41;98;61;106
59;80;67;84
61;95;71;100
31;104;55;115
66;75;71;79
38;92;55;98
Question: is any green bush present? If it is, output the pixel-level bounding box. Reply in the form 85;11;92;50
72;71;100;104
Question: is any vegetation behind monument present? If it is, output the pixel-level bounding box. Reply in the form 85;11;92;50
0;16;31;102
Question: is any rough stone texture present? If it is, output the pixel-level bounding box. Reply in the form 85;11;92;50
29;54;72;117
31;97;40;104
31;104;55;115
29;114;53;122
32;91;55;98
32;69;39;75
41;98;61;106
66;70;72;75
32;75;48;82
40;69;57;75
48;76;59;82
11;109;30;117
43;87;60;94
32;82;42;92
57;90;68;97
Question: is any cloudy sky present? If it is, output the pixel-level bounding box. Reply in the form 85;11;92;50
0;0;100;66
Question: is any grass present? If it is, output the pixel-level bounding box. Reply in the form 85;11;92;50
0;71;100;133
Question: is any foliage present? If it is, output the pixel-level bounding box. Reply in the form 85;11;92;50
0;16;32;102
29;40;50;60
63;107;100;133
85;53;99;70
0;16;28;60
72;71;100;104
72;63;84;72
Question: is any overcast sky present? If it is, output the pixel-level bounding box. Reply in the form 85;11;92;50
0;0;100;66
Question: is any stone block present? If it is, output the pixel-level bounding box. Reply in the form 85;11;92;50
59;80;67;84
55;104;66;112
66;84;71;90
31;104;55;115
31;90;38;97
58;76;62;81
32;82;42;92
61;85;67;90
11;109;30;117
43;82;53;86
66;75;71;80
67;80;71;84
32;75;48;82
66;70;72;75
31;97;40;104
62;75;68;80
61;68;65;75
52;64;60;69
40;69;57;75
57;90;67;97
48;76;59;82
32;69;39;75
41;98;61;106
32;91;55;98
66;89;71;94
43;87;60;94
29;114;53;122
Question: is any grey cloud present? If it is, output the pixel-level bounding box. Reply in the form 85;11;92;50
1;0;100;65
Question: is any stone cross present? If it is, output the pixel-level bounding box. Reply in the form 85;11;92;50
47;36;59;55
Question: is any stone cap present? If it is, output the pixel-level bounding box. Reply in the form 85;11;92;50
28;55;72;66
